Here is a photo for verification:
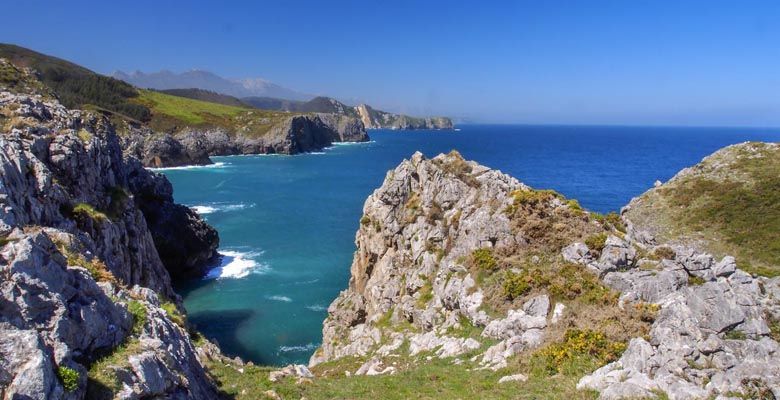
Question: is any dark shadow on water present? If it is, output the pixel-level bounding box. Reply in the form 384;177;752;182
187;308;271;365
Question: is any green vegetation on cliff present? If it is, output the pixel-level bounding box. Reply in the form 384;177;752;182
205;352;601;400
625;142;780;277
0;43;151;121
133;90;299;137
159;88;250;108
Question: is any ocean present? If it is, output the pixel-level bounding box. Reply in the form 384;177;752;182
159;124;780;365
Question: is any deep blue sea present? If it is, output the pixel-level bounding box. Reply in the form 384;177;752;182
160;125;780;366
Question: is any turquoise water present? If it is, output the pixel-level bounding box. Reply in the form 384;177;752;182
162;125;780;365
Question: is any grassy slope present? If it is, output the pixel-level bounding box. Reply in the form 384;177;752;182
625;142;780;277
0;43;150;121
206;352;600;400
134;90;300;137
159;88;250;108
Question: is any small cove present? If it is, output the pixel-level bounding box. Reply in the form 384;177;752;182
162;125;780;365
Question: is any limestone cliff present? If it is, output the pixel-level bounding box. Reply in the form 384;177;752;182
0;63;220;398
121;112;369;168
355;104;453;130
313;149;780;398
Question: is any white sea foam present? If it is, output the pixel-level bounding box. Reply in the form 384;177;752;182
278;343;319;353
190;203;255;215
331;140;376;146
205;250;267;279
148;162;228;172
305;305;327;312
192;205;218;214
267;295;292;302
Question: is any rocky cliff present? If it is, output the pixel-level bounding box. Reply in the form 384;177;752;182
121;112;369;168
355;104;453;130
0;63;221;398
312;149;780;399
242;95;455;131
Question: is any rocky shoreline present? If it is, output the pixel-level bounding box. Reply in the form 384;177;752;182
121;113;369;168
2;55;778;399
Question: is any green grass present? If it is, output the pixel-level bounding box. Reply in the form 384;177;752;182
56;366;80;392
136;90;245;125
72;202;108;222
160;301;186;327
688;275;706;286
632;142;780;277
416;278;434;308
135;90;298;138
87;339;143;399
206;354;600;400
723;328;747;340
127;300;147;335
470;248;498;271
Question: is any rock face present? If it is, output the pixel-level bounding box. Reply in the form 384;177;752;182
122;113;369;167
355;104;453;130
0;88;220;398
311;151;598;371
314;149;780;398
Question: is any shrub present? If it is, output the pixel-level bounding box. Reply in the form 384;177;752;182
501;263;619;305
652;246;676;260
584;233;608;254
57;366;80;392
592;212;626;233
438;150;479;187
470;248;497;271
72;202;108;222
127;300;147;335
106;186;130;219
634;302;660;323
60;247;117;284
502;270;531;300
535;329;627;375
566;199;584;215
511;189;556;208
85;258;117;285
360;215;371;226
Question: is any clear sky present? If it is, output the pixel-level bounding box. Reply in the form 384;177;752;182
2;0;779;126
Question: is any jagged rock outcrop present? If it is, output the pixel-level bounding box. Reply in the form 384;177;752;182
311;151;606;371
314;149;780;398
0;88;220;398
122;113;369;167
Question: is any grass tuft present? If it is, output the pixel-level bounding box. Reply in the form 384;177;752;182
57;366;80;392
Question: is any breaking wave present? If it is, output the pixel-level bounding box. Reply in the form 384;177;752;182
205;250;268;279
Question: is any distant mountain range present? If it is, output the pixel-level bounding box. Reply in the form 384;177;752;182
112;69;312;101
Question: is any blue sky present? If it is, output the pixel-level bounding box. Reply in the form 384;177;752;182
2;0;779;126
